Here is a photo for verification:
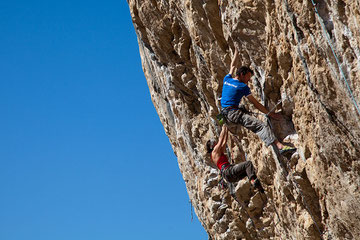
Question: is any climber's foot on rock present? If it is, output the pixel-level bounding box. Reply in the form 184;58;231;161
251;178;265;193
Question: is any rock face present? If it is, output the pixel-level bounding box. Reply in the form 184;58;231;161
127;0;360;239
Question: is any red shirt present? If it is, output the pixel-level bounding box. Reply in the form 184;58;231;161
216;154;230;170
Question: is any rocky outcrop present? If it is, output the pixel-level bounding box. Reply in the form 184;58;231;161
127;0;360;239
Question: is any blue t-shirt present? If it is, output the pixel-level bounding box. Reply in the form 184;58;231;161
221;74;251;108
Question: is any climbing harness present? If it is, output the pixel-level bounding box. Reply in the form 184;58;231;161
310;0;360;116
217;105;263;127
218;163;231;189
216;113;226;126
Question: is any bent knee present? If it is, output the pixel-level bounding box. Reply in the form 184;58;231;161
245;161;253;167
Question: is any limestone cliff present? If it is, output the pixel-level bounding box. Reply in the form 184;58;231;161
127;0;360;239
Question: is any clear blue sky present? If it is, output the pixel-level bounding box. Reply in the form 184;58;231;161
0;0;207;239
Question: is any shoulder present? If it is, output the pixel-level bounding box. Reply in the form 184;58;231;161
224;74;232;80
239;82;251;95
223;74;235;84
240;82;250;89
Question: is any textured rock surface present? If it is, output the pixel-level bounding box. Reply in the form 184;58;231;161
127;0;360;239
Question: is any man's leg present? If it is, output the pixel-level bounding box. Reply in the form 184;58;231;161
223;161;256;183
224;161;265;192
227;110;276;146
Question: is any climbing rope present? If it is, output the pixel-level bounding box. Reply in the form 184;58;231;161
269;143;324;238
228;182;263;240
213;102;264;239
265;110;324;238
266;99;283;117
258;81;323;237
280;144;324;237
225;147;264;239
190;200;194;222
310;0;360;116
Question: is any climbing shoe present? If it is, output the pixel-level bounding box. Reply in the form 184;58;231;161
251;178;265;193
279;146;296;155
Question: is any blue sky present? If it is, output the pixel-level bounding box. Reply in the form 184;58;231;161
0;0;207;239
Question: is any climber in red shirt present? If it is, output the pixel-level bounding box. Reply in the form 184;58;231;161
207;125;264;192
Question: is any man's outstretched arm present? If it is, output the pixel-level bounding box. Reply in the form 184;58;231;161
229;49;239;76
213;125;229;155
247;95;282;120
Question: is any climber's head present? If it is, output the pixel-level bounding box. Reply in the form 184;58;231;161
236;66;253;84
206;139;217;154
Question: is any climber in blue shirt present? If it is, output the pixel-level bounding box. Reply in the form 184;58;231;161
220;49;295;154
221;73;251;108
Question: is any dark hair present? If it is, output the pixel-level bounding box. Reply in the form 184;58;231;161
206;139;216;153
236;66;254;77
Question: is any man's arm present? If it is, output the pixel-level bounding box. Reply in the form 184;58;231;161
229;49;239;76
213;125;228;156
247;95;282;120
